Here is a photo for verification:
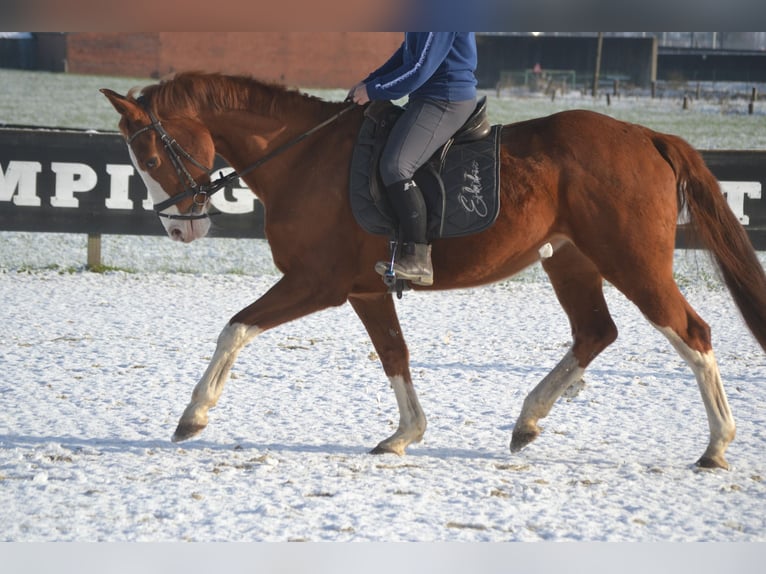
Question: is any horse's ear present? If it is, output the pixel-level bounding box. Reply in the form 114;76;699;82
100;88;143;122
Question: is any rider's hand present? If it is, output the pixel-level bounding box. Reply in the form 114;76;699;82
347;83;370;106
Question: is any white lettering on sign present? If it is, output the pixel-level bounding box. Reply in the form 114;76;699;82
50;162;98;208
0;161;257;214
676;181;761;225
105;164;136;209
0;161;43;206
209;168;256;214
720;181;762;225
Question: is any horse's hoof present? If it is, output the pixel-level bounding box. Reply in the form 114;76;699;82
696;455;729;470
172;422;206;443
510;427;540;453
369;443;404;456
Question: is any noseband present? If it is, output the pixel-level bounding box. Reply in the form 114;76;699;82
126;100;357;221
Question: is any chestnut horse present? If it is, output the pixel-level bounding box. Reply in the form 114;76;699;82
102;72;766;469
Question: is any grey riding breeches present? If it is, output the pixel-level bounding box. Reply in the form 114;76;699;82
379;96;477;187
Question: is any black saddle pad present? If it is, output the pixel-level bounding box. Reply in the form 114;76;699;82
349;103;502;240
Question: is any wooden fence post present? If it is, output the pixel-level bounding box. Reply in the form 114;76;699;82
750;87;757;115
591;33;603;97
87;234;102;269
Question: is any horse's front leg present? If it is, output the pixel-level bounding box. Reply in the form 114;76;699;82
348;293;426;455
172;275;342;442
172;322;260;442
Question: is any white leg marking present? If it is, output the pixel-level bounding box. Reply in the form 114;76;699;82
654;324;735;466
373;375;427;455
518;349;585;426
390;375;426;438
174;322;263;439
511;349;585;451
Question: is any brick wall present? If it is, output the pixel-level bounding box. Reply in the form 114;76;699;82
64;32;402;88
66;33;162;78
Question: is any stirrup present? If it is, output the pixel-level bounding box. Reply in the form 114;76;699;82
378;239;410;299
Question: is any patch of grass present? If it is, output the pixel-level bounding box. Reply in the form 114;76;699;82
446;521;488;531
86;264;136;274
13;263;64;273
8;263;135;274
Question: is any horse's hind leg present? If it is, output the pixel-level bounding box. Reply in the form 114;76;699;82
611;273;734;468
511;243;618;452
582;235;734;468
348;293;426;455
651;321;734;469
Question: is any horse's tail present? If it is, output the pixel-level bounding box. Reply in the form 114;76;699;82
651;131;766;352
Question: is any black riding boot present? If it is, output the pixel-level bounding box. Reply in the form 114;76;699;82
374;179;433;286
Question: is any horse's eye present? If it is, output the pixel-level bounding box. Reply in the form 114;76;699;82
146;157;159;170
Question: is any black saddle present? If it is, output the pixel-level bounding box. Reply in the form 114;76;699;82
349;96;502;240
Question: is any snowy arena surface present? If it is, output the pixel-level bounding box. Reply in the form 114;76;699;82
1;233;764;543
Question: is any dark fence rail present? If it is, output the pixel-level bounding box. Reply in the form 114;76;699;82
0;126;264;239
1;126;765;252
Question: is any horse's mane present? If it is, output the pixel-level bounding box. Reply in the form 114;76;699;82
130;71;335;118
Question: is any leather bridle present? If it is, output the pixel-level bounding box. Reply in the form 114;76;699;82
126;100;357;221
127;109;216;220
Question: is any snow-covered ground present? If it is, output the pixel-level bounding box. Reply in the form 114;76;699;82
1;232;764;542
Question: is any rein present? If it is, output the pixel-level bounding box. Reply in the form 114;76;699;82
130;101;356;220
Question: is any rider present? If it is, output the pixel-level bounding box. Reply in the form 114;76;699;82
348;32;478;286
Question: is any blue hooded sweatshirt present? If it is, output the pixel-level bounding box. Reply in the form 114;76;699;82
363;32;477;102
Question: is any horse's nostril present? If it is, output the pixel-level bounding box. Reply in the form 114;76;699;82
170;228;184;241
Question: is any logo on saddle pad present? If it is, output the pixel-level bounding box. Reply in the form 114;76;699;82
349;101;502;240
459;160;488;218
